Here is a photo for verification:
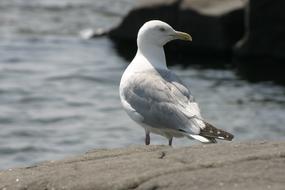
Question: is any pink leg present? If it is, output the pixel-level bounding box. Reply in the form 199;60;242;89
168;138;173;146
145;131;150;145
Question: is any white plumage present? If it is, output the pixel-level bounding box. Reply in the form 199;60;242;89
119;20;233;146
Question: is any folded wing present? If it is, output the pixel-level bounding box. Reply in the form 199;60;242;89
122;69;203;135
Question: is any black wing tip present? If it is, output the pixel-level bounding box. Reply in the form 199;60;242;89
208;137;217;143
227;133;234;141
217;133;234;141
201;122;234;141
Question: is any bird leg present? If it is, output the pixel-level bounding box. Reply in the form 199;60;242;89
145;131;150;145
168;138;173;146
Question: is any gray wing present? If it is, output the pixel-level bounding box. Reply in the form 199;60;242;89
122;69;201;134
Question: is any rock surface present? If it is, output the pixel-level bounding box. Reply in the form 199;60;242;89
109;0;245;64
0;141;285;190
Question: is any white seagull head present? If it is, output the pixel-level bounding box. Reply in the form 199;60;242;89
137;20;192;47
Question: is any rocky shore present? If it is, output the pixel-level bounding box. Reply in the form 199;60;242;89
107;0;285;84
1;141;285;190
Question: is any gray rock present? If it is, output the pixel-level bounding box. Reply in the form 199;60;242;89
107;0;285;83
0;141;285;190
234;0;285;84
109;0;245;64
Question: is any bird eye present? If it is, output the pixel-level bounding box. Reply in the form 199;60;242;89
159;27;166;32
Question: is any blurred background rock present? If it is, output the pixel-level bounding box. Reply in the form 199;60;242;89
109;0;285;84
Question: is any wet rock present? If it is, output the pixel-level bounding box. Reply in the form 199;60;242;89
109;0;245;65
234;0;285;84
0;142;285;189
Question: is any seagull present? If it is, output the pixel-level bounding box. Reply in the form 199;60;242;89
119;20;234;146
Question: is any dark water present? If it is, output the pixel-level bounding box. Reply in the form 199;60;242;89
0;0;285;170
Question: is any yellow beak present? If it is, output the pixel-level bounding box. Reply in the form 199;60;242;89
175;31;192;41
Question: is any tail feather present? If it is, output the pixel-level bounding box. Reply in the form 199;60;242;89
199;122;234;141
188;134;217;144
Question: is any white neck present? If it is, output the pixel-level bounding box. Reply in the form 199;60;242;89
133;42;167;70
